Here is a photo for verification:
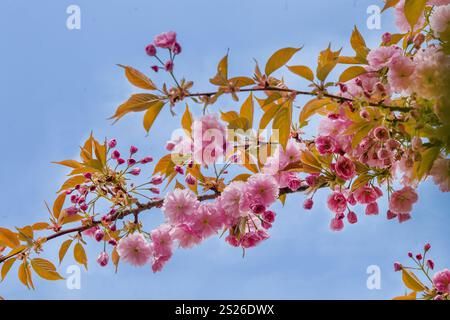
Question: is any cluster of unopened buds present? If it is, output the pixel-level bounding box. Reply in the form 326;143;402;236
394;243;450;300
145;31;181;73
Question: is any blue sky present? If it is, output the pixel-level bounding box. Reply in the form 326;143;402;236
0;0;449;299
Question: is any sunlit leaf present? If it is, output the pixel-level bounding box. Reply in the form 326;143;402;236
143;101;165;133
1;258;16;281
287;65;314;82
74;243;88;270
265;47;302;76
402;269;426;292
117;64;156;90
59;239;73;264
339;66;367;83
57;175;86;193
0;228;20;249
239;93;254;128
404;0;427;30
31;258;64;281
317;45;342;81
181;104;193;135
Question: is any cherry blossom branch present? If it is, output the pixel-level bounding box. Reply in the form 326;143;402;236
186;86;408;112
0;185;308;264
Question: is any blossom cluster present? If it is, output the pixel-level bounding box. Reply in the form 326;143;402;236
394;243;449;300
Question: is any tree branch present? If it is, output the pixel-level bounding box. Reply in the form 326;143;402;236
186;86;408;112
0;185;308;264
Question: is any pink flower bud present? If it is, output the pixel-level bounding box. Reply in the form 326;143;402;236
330;217;344;231
338;83;348;93
97;252;109;267
347;193;357;206
288;177;302;191
303;198;314;210
129;167;141;176
387;210;397;220
166;141;176;151
108;239;117;246
373;126;389;141
174;165;184;174
250;203;266;214
424;243;431;252
305;174;319;187
360;110;370;120
65;206;79;216
80;204;88;211
263;210;276;223
117;158;125;165
83;172;92;179
151;65;159;72
94;229;105;242
365;202;379;215
108;139;117;148
394;262;402;272
426;259;434;270
110;224;117;232
355;78;363;87
416;254;422;260
140;156;153;164
185;174;196;185
382;32;392;43
172;42;182;55
398;213;411;223
165;60;174;72
145;44;157;56
149;187;160;194
225;235;240;247
150;176;163;185
261;221;272;229
408;252;413;258
130;146;138;154
111;150;121;160
127;158;136;165
347;211;358;224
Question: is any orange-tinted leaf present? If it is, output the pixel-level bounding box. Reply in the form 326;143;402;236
118;64;156;90
31;258;64;281
265;47;302;76
287;65;314;82
74;243;88;270
143;101;165;132
0;228;20;249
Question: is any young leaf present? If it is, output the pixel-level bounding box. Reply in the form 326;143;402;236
382;0;400;12
32;222;50;231
317;45;342;81
117;64;156;90
265;47;302;76
402;269;426;292
404;0;427;30
181;104;193;135
52;160;82;169
272;103;291;151
74;243;88;270
143;101;165;133
239;93;254;128
31;258;64;281
0;228;20;249
339;66;367;83
112;94;160;121
210;54;228;85
299;98;332;127
287;65;314;82
59;239;73;264
57;175;86;193
1;258;16;281
52;193;66;220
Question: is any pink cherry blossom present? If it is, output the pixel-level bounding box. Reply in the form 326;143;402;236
430;158;450;192
218;181;245;226
327;192;347;213
303;198;314;210
353;186;379;204
430;4;450;34
192;203;224;238
242;174;279;209
433;269;450;293
389;186;418;214
315;135;337;155
335;156;356;180
151;225;173;258
388;55;415;92
347;211;358;224
162;188;199;224
97;252;109;267
117;233;153;266
171;224;202;249
154;31;177;48
367;46;402;70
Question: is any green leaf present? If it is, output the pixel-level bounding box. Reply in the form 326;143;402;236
265;47;302;76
